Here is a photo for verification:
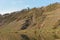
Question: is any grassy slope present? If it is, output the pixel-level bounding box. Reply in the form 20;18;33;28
0;3;60;40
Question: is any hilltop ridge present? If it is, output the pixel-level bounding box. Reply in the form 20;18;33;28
0;2;60;26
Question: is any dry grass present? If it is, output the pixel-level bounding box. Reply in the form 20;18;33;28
0;3;60;40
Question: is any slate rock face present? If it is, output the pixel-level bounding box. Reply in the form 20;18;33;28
21;34;30;40
21;19;31;30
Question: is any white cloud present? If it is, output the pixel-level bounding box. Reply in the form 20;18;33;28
0;9;21;15
0;11;13;15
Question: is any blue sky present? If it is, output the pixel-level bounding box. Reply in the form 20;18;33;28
0;0;60;14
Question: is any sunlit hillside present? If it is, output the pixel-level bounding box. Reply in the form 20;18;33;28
0;3;60;40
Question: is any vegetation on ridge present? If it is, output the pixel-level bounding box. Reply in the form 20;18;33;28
0;3;60;40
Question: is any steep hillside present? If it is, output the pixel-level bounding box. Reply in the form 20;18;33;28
0;3;60;40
